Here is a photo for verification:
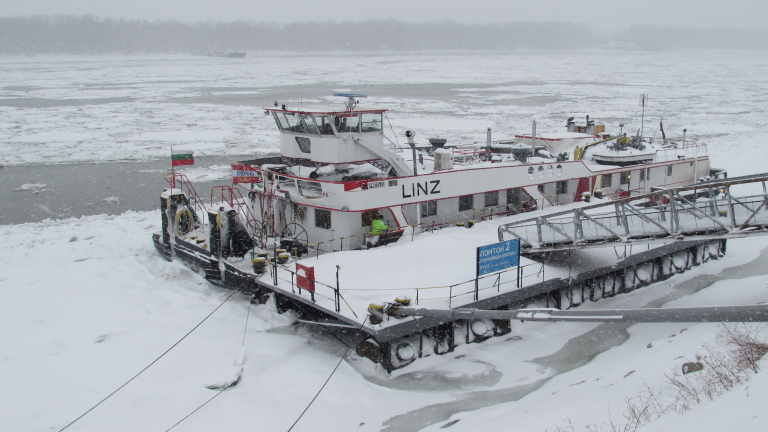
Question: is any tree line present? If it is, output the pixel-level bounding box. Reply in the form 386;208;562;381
0;15;765;54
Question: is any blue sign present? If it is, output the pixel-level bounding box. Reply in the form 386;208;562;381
477;239;520;276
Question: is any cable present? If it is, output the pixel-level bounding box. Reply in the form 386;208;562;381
242;299;252;345
166;390;224;432
58;290;237;432
286;317;367;432
166;293;254;431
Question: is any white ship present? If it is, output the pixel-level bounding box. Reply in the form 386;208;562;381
231;95;715;251
152;93;730;371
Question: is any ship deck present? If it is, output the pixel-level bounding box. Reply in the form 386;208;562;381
222;199;634;329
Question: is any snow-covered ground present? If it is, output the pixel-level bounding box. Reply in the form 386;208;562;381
1;212;767;431
2;52;768;431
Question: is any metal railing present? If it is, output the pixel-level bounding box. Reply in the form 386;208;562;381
499;174;768;252
267;259;544;315
163;173;207;222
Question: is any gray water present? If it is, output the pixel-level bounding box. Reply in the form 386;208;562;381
379;245;768;431
0;156;244;224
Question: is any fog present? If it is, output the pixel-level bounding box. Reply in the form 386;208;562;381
0;16;767;54
3;0;768;32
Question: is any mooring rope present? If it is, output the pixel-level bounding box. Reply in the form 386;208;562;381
286;317;368;432
58;290;238;432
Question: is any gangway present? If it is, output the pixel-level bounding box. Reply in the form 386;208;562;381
498;174;768;252
386;304;768;323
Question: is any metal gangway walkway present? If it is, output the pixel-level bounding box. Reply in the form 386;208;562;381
498;173;768;252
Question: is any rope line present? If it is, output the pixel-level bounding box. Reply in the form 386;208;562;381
166;391;224;432
165;292;254;431
286;317;367;432
58;290;237;432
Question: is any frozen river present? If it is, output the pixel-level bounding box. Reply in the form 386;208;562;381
2;51;768;432
2;51;768;224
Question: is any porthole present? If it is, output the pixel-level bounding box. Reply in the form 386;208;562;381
527;167;535;180
547;165;554;178
556;164;563;177
537;166;544;179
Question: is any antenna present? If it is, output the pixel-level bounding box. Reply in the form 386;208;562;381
639;94;647;139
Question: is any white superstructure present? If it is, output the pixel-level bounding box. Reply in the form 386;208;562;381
235;96;714;251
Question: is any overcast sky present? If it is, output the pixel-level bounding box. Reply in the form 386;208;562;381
2;0;767;31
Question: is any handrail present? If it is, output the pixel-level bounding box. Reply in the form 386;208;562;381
163;173;207;223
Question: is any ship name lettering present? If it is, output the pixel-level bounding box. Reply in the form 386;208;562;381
401;180;441;198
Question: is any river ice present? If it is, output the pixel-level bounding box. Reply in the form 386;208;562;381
1;51;768;431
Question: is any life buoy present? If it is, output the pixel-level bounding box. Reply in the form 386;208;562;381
174;207;195;235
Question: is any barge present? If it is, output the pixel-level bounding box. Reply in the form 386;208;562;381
153;94;728;371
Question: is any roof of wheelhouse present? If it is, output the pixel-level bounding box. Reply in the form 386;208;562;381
264;105;387;115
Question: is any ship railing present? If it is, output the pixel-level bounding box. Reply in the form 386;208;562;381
163;173;207;223
210;185;265;248
653;142;707;162
269;259;545;315
451;148;490;165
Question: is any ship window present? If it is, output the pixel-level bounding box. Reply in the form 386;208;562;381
527;167;534;180
667;165;673;176
315;209;331;229
556;164;563;176
295;137;311;153
273;112;289;130
484;191;499;207
547;165;554;178
640;168;646;181
421;200;437;217
602;174;613;188
646;168;651;180
459;195;473;211
361;113;383;132
361;209;378;227
301;114;320;135
279;112;307;133
556;181;568;194
334;113;360;133
620;172;630;185
317;115;334;135
537;166;544;179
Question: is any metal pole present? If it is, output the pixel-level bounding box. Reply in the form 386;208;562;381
335;265;341;313
272;242;278;286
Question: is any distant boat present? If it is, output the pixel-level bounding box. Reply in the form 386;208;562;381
191;51;246;58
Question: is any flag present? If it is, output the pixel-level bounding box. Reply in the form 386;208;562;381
171;149;194;167
659;120;666;140
231;164;261;183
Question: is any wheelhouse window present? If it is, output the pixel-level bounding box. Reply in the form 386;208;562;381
316;115;334;135
301;114;320;135
459;195;474;211
484;191;499;207
334;113;360;133
276;112;307;133
315;209;331;229
361;113;383;132
421;200;437;217
602;174;613;188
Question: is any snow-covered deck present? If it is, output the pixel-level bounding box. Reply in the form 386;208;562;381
221;200;612;328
